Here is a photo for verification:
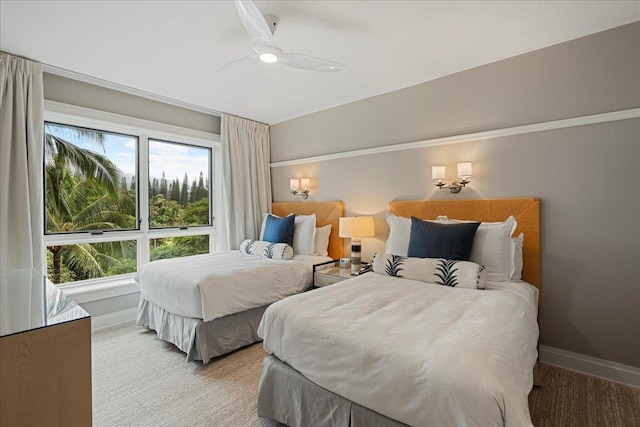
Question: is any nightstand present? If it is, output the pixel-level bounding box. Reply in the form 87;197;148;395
313;265;353;288
313;267;353;288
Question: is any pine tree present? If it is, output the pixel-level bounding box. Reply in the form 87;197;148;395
196;172;207;201
150;178;159;197
129;176;136;193
190;179;197;202
159;172;168;198
120;176;128;193
171;178;180;202
180;173;189;206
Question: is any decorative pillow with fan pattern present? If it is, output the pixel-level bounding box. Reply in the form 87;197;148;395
239;239;294;260
372;253;486;289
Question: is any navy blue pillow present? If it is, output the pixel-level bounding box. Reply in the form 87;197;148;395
407;217;480;260
262;214;295;246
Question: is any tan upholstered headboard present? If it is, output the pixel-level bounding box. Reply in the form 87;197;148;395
272;201;344;260
389;198;540;290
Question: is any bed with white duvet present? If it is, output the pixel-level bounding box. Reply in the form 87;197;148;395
136;200;344;364
137;251;330;322
136;251;331;363
257;198;541;426
258;273;539;427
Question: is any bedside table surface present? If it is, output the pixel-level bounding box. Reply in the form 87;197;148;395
316;266;353;279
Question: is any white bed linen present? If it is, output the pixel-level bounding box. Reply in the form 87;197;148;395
258;273;539;427
137;252;331;322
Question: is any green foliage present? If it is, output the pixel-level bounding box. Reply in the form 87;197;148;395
150;235;209;261
183;197;210;225
149;187;209;227
46;249;76;283
149;194;183;227
106;257;137;276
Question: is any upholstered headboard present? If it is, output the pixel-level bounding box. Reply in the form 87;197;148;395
272;201;344;260
389;198;540;290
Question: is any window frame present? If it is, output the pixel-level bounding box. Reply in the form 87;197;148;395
43;101;221;289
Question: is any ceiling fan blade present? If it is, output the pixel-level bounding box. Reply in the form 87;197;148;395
234;0;275;46
215;54;255;73
280;52;344;72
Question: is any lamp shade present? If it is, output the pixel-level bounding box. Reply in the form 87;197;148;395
289;178;299;191
432;166;445;180
339;216;375;238
457;162;472;178
300;178;310;189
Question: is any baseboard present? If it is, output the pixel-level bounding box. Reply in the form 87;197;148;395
539;345;640;388
91;307;138;331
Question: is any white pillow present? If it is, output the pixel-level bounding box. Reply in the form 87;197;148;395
260;213;317;255
510;233;524;281
438;215;517;282
314;224;332;256
292;214;317;255
385;214;411;256
372;253;487;290
239;239;294;260
385;214;443;256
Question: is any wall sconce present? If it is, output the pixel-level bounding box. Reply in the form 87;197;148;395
432;162;472;194
290;178;310;199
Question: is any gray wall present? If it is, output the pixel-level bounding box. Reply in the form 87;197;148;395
270;22;640;367
44;73;220;134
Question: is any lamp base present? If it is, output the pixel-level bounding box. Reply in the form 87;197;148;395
350;238;362;273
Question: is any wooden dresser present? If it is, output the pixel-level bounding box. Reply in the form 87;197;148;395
0;269;92;426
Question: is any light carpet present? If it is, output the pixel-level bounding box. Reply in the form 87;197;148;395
92;321;280;427
93;321;639;427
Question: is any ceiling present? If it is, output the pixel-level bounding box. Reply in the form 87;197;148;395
1;1;638;125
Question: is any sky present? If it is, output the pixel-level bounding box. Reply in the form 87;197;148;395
45;123;210;186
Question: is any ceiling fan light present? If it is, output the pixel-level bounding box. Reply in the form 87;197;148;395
259;52;278;63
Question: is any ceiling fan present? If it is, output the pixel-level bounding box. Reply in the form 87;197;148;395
218;0;345;72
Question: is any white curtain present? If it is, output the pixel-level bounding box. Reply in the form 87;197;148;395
221;114;271;250
0;53;44;271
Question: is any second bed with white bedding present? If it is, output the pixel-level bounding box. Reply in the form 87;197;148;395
137;251;331;322
258;273;539;427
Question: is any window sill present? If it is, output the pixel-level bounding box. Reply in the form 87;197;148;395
58;275;140;304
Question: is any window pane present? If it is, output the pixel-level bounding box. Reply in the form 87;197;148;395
44;122;138;234
148;140;211;228
149;235;210;261
46;240;137;284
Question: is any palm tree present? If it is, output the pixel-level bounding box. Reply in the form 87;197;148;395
44;127;135;283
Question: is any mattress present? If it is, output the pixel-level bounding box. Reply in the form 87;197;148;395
136;251;331;321
258;273;539;427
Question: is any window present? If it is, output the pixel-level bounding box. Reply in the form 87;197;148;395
44;123;138;235
43;107;219;286
148;139;211;228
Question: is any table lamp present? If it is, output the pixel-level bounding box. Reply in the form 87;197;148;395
339;216;375;273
